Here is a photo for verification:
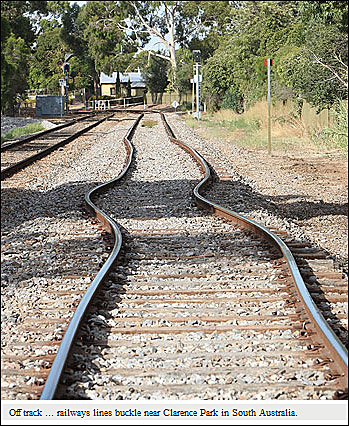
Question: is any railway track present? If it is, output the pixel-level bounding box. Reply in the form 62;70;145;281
1;113;111;180
1;110;347;400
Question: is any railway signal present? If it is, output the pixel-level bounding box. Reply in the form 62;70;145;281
192;50;201;123
62;62;70;77
193;50;201;63
62;62;70;114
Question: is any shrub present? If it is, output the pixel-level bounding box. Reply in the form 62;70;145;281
221;88;244;113
313;101;348;151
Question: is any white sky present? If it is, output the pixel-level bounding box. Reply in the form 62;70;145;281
69;1;162;51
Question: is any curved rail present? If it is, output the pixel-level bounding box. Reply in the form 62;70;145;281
40;113;143;400
160;112;348;390
40;111;347;399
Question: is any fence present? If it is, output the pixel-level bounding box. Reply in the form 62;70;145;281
146;91;192;105
88;96;144;110
267;99;343;132
301;102;332;131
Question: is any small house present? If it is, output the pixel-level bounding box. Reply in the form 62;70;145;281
100;69;146;98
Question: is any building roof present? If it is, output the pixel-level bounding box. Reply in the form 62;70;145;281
100;71;146;88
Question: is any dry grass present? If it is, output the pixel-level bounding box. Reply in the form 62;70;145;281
185;101;321;153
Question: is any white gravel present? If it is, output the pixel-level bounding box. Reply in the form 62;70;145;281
1;111;346;401
1;116;132;399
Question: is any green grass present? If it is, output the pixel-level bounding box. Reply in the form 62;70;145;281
1;123;45;143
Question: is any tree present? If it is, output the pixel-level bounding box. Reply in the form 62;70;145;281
200;1;303;110
276;21;348;110
143;55;169;102
117;1;232;90
29;26;65;93
28;2;93;95
299;0;348;33
1;35;30;114
1;1;48;113
77;1;138;96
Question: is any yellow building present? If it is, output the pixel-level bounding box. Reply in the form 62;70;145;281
100;70;146;97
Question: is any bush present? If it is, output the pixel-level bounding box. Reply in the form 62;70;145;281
315;101;348;151
221;88;244;113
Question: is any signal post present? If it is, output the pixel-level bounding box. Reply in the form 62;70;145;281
192;50;201;123
62;62;70;114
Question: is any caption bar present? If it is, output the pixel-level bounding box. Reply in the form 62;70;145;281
2;402;348;425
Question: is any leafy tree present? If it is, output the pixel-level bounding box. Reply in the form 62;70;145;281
143;55;169;102
1;1;48;113
200;1;302;110
1;35;30;113
276;21;348;110
299;0;348;33
29;27;65;93
117;1;232;89
1;1;48;45
201;1;348;113
77;1;138;95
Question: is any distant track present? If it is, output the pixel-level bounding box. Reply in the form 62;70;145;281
1;114;94;152
1;113;112;180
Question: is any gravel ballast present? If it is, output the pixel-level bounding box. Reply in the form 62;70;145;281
167;113;348;272
1;111;347;400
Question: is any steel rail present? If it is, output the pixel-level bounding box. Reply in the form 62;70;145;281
40;111;346;400
160;112;348;391
40;113;143;400
1;114;111;180
1;114;95;152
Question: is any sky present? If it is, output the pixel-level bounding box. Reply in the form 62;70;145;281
69;1;162;52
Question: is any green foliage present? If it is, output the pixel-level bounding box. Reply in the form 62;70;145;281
170;48;193;94
1;34;30;114
299;1;348;33
221;88;244;113
1;123;45;143
78;1;137;74
276;21;348;110
201;1;348;114
143;55;169;94
313;101;348;151
1;1;347;117
1;1;49;113
29;27;65;93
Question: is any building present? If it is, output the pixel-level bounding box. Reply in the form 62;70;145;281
100;69;146;97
